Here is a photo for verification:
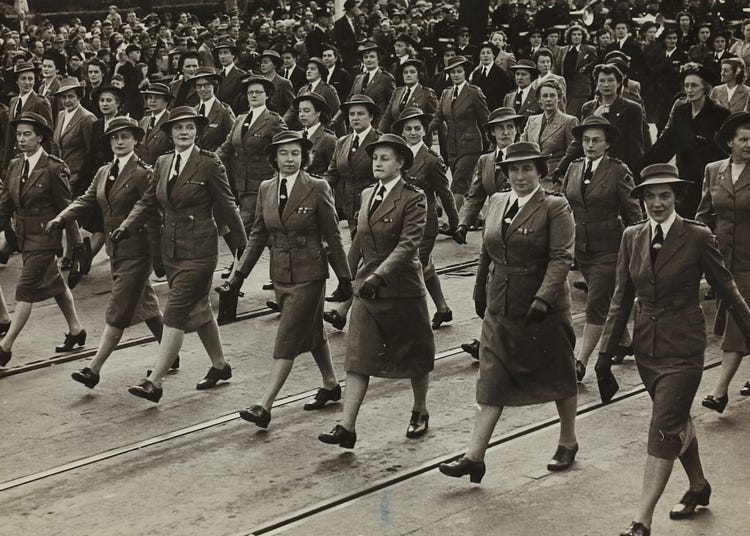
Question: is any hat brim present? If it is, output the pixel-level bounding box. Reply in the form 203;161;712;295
10;117;53;138
260;53;283;65
293;94;331;118
341;100;381;116
104;124;146;140
715;112;750;148
54;85;85;98
91;86;124;103
484;114;525;129
239;77;275;95
630;178;692;198
141;89;174;100
265;136;313;155
159;114;209;133
188;73;220;85
499;153;550;166
572;122;620;141
364;140;414;170
393;112;433;134
509;63;539;73
443;59;469;73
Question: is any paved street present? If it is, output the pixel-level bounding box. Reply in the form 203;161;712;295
1;230;748;536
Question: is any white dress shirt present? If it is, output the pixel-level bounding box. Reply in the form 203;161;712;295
649;210;677;239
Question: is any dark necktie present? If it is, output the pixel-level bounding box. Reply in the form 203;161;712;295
20;158;29;185
105;158;120;199
148;114;156;131
369;184;386;217
284;68;290;79
581;160;593;198
514;89;523;111
452;86;458;108
241;111;253;138
350;135;359;159
362;71;370;91
278;177;288;217
400;86;411;108
495;150;505;183
198;103;206;116
15;99;22;119
302;129;309;139
306;83;313;92
650;224;664;267
538;115;548;144
167;153;181;198
502;199;519;237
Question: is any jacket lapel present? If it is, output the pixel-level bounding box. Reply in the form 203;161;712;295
585;157;610;199
409;145;428;176
110;156;138;200
370;179;402;223
717;159;734;196
282;172;314;221
157;156;172;208
21;152;48;200
170;147;199;198
61;107;84;140
245;109;270;139
540;112;564;144
506;189;544;239
732;160;750;192
654;217;686;274
352;129;378;166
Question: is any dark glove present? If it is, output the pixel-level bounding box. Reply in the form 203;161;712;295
525;298;549;325
359;274;383;300
453;224;468;244
336;278;353;301
110;227;130;243
44;218;63;234
594;353;613;376
4;227;19;252
475;300;486;319
153;256;166;278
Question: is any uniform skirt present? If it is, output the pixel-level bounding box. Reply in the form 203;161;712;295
418;220;438;281
16;250;67;303
636;353;703;460
345;295;435;379
273;280;326;359
477;310;577;406
162;255;216;331
577;251;619;325
106;257;161;329
716;272;750;354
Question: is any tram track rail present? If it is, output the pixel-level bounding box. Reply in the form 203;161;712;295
0;259;480;379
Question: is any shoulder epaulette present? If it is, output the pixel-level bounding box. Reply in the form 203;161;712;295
200;148;217;156
609;156;626;165
428;148;441;158
137;159;152;169
48;154;65;163
499;183;512;192
634;218;649;225
404;181;422;192
543;188;563;196
573;156;585;162
323;128;334;134
308;172;324;179
684;219;707;227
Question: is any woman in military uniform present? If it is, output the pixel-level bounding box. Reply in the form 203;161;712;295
0;112;87;367
282;57;341;131
596;164;750;536
49;117;171;389
122;107;247;403
319;134;434;447
378;59;439;134
190;66;236;152
225;131;352;428
394;106;459;329
561;116;642;381
698;112;750;411
294;93;336;175
439;142;578;483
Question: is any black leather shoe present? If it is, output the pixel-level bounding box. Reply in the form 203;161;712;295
60;257;73;271
740;381;750;396
439;456;486;483
620;521;650;536
220;261;234;279
612;344;634;364
406;411;429;438
71;367;100;388
0;250;9;265
576;360;586;382
323;310;346;330
55;330;87;352
239;405;271;428
266;300;280;313
461;339;480;359
670;482;711;519
702;394;728;413
573;280;589;293
0;347;11;367
80;237;93;275
128;379;162;403
67;261;83;289
431;309;453;329
547;443;578;471
196;363;232;390
319;424;356;448
0;321;10;337
146;355;181;377
303;384;342;410
262;280;274;290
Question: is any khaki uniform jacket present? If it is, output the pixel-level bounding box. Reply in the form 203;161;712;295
460;150;508;227
124;147;246;260
562;156;642;254
324;128;380;221
268;74;296;117
58;155;160;259
237;171;350;284
2;92;54;171
215;109;287;197
0;152;80;252
53;106;97;180
283;81;341;131
378;84;439;133
349;179;427;298
407;144;459;233
303;126;337;176
195;100;236;152
136;111;172;165
348;69;397;119
521;111;578;176
216;64;247;113
169;78;199;109
709;83;750;113
503;87;541;117
601;216;750;359
473;189;574;316
430;83;489;157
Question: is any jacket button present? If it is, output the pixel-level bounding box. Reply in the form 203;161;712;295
651;316;656;321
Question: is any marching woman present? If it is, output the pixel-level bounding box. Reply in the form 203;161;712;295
379;59;439;134
394;106;459;329
561;116;642;381
121;107;247;402
596;163;750;536
319;134;434;447
439;142;578;483
224;131;352;428
0;112;87;367
294;93;336;175
48;117;172;388
698;112;750;411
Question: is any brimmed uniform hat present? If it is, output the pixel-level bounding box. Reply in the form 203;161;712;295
572;115;619;141
260;49;283;66
141;82;174;100
340;93;380;116
484;107;524;129
443;55;470;72
213;37;238;55
265;129;313;157
188;66;220;85
498;141;550;169
306;57;329;79
159;105;209;132
392;106;433;134
293;91;331;119
11;111;53;138
357;41;384;56
631;163;691;198
54;77;85;97
104;115;145;140
12;61;37;78
364;133;414;170
510;58;539;74
394;33;421;50
715;111;750;148
239;74;275;96
400;58;425;73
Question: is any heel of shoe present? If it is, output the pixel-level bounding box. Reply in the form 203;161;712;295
469;464;486;483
